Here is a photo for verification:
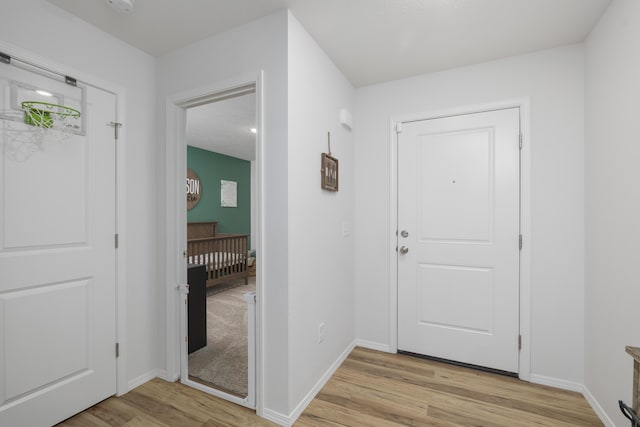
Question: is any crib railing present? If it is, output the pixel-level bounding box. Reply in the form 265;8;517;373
187;234;248;286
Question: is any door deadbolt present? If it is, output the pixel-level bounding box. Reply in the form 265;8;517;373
399;246;409;254
400;230;409;238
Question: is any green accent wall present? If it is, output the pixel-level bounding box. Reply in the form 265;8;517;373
187;146;251;246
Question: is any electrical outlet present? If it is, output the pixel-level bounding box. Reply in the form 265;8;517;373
318;322;325;343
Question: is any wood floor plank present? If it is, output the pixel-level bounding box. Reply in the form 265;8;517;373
334;355;601;426
98;398;156;426
125;380;275;427
317;348;601;427
118;387;206;426
353;347;588;409
58;347;602;427
298;399;410;427
56;411;113;427
327;368;576;427
336;362;599;426
122;414;173;427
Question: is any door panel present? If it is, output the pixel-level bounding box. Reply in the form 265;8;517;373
0;61;116;426
419;129;493;243
3;280;91;399
417;264;493;334
398;108;520;373
3;132;88;247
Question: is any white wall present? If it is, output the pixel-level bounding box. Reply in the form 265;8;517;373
157;11;357;419
355;45;586;384
1;0;158;388
156;11;291;415
585;1;640;425
287;11;356;413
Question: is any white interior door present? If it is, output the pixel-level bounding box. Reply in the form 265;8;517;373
0;61;117;426
397;108;520;373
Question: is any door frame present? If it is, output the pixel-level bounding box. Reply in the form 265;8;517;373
389;98;532;381
0;41;128;395
164;71;264;411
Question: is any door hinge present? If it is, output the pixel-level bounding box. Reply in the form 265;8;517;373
395;122;402;133
518;335;522;351
108;121;123;140
115;342;120;358
519;234;523;250
519;133;522;149
115;233;119;249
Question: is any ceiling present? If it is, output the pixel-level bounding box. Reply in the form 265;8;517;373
47;0;611;159
186;93;256;161
48;0;611;87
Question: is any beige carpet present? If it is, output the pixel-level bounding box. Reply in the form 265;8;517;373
188;277;255;397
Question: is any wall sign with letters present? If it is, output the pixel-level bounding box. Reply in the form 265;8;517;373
321;132;339;192
186;168;201;210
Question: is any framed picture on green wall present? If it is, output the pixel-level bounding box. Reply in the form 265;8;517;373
221;180;237;207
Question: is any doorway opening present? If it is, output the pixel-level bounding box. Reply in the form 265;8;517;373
183;89;257;404
166;78;262;411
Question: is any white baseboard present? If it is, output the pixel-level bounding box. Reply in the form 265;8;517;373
582;385;616;427
156;368;179;382
127;369;160;392
354;339;391;353
262;341;356;427
529;374;584;393
260;408;290;427
530;375;615;427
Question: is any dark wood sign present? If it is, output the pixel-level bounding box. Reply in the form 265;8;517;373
186;168;201;210
321;153;339;192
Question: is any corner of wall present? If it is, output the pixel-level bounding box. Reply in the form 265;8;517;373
582;385;617;427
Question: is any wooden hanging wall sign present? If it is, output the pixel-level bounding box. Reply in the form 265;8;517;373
186;168;202;210
321;131;339;192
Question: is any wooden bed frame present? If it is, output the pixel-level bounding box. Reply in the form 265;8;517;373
187;222;248;287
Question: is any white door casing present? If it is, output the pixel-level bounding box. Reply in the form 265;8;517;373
397;108;520;373
165;74;262;411
0;62;117;426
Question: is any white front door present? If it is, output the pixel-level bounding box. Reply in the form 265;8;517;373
0;62;117;426
397;108;520;373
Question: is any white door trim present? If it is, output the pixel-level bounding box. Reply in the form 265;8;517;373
389;98;531;381
164;71;264;412
0;40;128;396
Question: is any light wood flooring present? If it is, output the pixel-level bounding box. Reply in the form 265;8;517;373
58;347;602;426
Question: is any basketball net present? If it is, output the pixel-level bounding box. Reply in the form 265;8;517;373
1;101;81;161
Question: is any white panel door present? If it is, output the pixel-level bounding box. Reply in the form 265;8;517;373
0;63;117;426
397;108;520;373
